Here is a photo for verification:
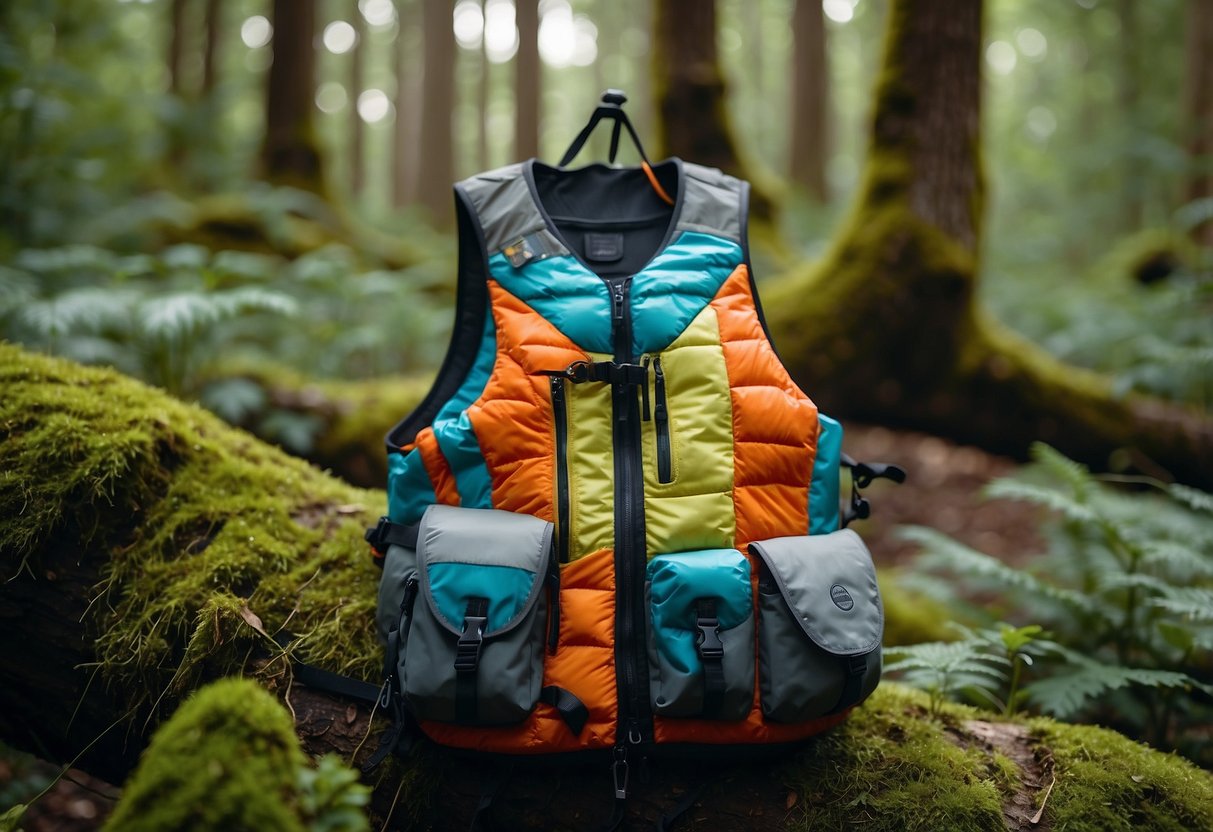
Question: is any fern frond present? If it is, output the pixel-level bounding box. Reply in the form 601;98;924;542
901;526;1098;615
982;479;1099;523
1098;572;1175;598
1029;442;1093;496
1168;484;1213;515
1150;588;1213;624
1026;663;1203;719
1140;541;1213;581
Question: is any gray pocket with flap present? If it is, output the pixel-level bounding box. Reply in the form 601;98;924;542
397;504;554;725
749;529;882;723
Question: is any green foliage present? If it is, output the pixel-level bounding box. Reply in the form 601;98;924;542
0;239;451;451
296;756;371;832
884;638;1010;718
897;444;1213;764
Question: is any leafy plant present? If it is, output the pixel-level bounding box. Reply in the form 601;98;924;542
296;754;371;832
896;444;1213;764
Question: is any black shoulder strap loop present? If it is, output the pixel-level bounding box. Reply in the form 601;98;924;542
559;89;652;168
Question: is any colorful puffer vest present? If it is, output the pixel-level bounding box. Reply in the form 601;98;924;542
377;158;882;761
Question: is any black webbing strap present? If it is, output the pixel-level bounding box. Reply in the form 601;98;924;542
558;89;651;168
455;597;489;724
829;654;870;715
365;516;419;553
694;598;725;719
539;685;589;736
546;360;648;386
275;634;382;705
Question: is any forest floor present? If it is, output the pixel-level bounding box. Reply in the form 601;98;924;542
2;424;1044;831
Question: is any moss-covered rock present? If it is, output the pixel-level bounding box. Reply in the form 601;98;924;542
0;341;384;724
103;678;311;832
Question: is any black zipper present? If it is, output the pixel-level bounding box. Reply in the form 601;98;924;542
652;356;672;484
608;276;651;790
550;376;570;565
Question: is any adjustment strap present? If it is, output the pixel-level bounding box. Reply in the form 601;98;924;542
694;598;725;719
455;597;489;724
365;516;420;555
276;633;382;705
545;360;648;386
828;654;870;715
539;685;590;736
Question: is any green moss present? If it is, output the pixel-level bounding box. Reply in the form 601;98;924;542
1033;717;1213;832
103;678;308;832
0;343;385;719
787;684;1213;832
786;685;1006;831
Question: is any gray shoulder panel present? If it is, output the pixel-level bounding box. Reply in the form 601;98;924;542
456;164;567;256
675;162;746;244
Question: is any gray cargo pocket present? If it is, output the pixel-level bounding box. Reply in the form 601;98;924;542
749;530;882;723
646;549;755;720
400;504;555;725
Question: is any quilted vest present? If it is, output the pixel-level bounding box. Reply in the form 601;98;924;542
375;158;882;767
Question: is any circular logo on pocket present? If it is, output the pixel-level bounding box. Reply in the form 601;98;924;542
830;584;854;611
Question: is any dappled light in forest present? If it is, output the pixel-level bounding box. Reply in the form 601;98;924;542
1;0;1211;828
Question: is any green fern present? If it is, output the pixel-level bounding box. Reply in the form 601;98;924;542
903;445;1213;764
884;640;1010;717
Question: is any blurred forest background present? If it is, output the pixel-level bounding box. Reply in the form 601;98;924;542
2;0;1213;828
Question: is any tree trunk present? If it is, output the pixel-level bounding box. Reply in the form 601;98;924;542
514;0;541;162
168;0;189;97
477;2;491;171
3;343;1213;831
762;0;1213;487
1115;0;1144;231
350;1;367;197
393;0;418;208
260;0;328;196
1185;0;1213;245
789;0;829;201
417;0;456;227
202;0;223;95
652;0;774;218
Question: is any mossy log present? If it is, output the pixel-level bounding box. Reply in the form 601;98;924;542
761;0;1213;489
3;344;1213;830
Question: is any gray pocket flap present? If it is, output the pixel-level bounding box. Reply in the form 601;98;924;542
749;530;882;655
417;505;554;638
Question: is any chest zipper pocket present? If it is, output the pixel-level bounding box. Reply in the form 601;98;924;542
642;356;674;484
550;377;570;564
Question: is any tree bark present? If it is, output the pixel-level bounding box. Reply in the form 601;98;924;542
477;2;491;172
652;0;774;217
417;0;457;227
514;0;541;162
1115;0;1144;231
202;0;223;95
168;0;189;97
1185;0;1213;245
789;0;829;201
350;1;367;197
260;0;328;196
763;0;1213;487
393;0;418;208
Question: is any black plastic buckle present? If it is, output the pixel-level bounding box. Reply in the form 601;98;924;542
695;615;724;660
455;616;487;672
365;515;391;550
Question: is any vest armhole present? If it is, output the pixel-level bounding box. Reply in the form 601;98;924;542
385;186;491;452
738;179;776;348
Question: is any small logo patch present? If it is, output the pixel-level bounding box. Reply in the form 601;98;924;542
830;584;854;611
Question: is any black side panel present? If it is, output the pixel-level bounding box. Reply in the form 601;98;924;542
385;188;490;451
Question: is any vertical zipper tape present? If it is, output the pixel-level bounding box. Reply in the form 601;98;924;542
653;356;672;484
550;377;570;565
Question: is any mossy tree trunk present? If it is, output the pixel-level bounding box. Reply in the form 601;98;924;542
3;344;1213;831
652;0;775;218
764;0;1213;488
789;0;829;202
